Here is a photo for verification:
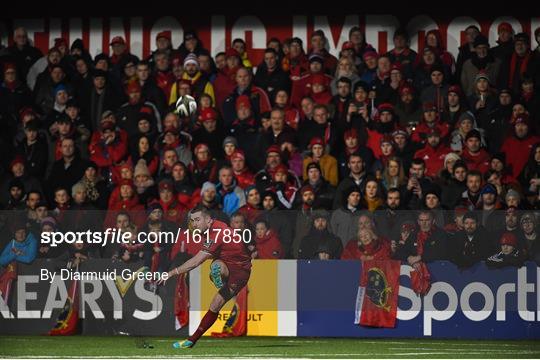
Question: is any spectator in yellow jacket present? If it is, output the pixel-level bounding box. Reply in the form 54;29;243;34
303;137;338;186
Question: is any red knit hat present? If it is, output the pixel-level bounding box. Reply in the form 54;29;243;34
344;128;358;140
500;232;517;247
198;108;218;122
341;41;355;51
423;102;437;112
363;50;378;60
126;81;141;95
10;155;25;169
398;84;414;96
231;149;245;161
118;179;134;188
225;48;240;58
378;103;394;114
194;143;210;154
266;145;281;156
235;95;251;110
498;22;514;34
110;36;126;46
380;134;394;145
300;184;314;195
54;38;68;48
309;137;325;148
448;85;463;97
274;164;289;175
19;107;35;120
390;62;403;73
156;31;171;41
310;74;328;86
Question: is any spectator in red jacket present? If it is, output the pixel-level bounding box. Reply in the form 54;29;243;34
412;102;450;143
461;129;491;174
414;128;452;179
501;114;540;179
89;115;128;185
341;227;392;260
308;29;338;75
104;179;145;229
254;218;283;259
231;150;254;189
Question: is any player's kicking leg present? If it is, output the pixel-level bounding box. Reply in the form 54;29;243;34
173;261;231;349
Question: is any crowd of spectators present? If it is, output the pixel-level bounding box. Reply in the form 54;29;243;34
1;23;540;274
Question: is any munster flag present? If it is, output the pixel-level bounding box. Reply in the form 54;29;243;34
211;286;248;337
0;262;17;304
355;260;400;328
174;273;189;330
49;267;80;336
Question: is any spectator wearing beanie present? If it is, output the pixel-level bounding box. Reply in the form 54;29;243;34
450;211;492;268
491;22;515;63
481;88;514;154
500;32;539;95
299;210;342;260
132;158;157;205
467;71;497;121
394;84;423;127
115;82;161;138
230;150;255;189
192;107;225;160
302;138;338;186
330;185;363;246
460;129;491;174
420;64;449;112
189;143;218;188
254;47;292;103
290;53;333;107
222;67;271;127
411;102;450;143
501;114;540;179
486;232;525;268
299;160;334;209
413;127;452;179
386;28;418;79
169;53;215;106
214;48;243;113
461;34;502;96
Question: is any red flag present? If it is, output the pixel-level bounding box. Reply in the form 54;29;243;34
211;286;248;337
174;273;189;330
355;260;400;328
0;262;17;303
49;269;80;336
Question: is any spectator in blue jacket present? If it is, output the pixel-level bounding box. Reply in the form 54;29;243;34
215;165;246;216
0;221;38;267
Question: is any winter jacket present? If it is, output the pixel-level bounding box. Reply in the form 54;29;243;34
302;154;338;186
341;237;392;260
255;230;283;259
0;234;38;266
414;143;452;179
330;206;361;247
394;227;448;262
501;134;540;179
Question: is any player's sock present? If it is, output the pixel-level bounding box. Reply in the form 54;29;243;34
188;310;219;343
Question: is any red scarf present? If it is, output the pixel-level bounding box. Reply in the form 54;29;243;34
509;51;531;88
416;229;433;256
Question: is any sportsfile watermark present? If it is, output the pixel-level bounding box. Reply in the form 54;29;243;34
40;227;252;247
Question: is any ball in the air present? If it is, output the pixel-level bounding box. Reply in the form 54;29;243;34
175;95;198;117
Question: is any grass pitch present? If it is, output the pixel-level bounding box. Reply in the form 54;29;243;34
1;336;539;358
